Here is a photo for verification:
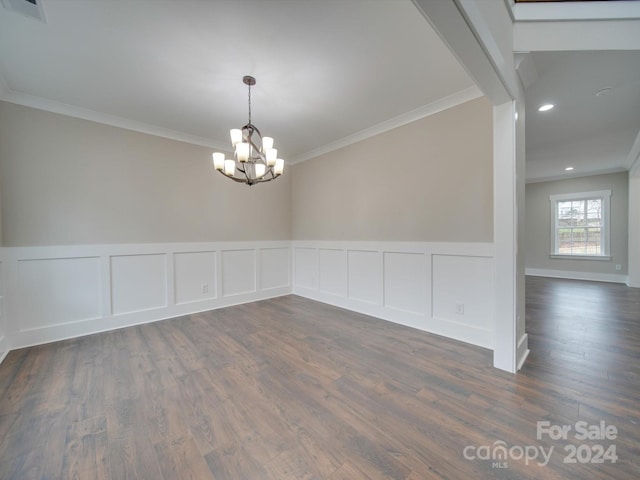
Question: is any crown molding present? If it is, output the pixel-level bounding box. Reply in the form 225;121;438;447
290;85;483;164
0;85;484;159
626;129;640;177
0;89;228;150
526;166;628;185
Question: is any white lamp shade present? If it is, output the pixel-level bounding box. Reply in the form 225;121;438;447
230;129;242;147
262;136;274;152
236;142;250;162
274;158;284;176
212;152;225;171
224;159;236;176
255;163;266;178
266;148;277;166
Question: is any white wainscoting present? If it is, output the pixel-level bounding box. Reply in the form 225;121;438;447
3;241;291;350
293;241;495;349
222;249;257;296
174;251;217;305
0;240;497;361
17;256;103;330
111;254;167;315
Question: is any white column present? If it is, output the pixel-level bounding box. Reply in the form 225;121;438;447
493;101;518;373
628;175;640;288
0;249;7;363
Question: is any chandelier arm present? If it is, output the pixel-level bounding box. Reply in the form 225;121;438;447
220;172;250;184
236;164;253;184
242;123;267;162
215;165;278;185
253;175;278;184
244;122;261;138
248;141;267;163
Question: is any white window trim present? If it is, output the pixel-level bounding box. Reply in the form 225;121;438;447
549;190;611;259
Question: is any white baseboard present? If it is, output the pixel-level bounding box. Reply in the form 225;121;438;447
12;287;291;350
293;241;495;351
293;285;494;350
0;335;8;365
516;333;530;371
525;268;628;284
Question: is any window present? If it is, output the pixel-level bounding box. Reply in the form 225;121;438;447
550;190;611;258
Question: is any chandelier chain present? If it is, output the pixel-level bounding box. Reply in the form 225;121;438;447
247;83;252;125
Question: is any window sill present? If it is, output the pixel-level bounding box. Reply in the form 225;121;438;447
549;254;611;261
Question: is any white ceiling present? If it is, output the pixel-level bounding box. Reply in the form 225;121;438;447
0;0;476;162
524;50;640;182
1;0;638;182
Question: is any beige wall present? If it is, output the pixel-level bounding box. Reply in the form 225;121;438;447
525;171;629;275
0;176;2;247
291;97;493;241
0;98;491;246
0;101;291;246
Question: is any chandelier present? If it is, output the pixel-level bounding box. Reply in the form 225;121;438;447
212;75;284;186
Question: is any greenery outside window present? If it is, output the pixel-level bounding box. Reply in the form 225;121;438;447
549;190;611;258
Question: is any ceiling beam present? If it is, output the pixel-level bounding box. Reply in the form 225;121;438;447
411;0;512;105
512;0;640;22
514;19;640;51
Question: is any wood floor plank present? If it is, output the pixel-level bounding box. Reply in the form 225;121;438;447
326;461;377;480
108;425;164;480
0;276;638;479
186;400;236;457
204;442;271;479
0;345;50;416
145;385;191;445
153;431;215;480
0;409;69;479
61;416;110;480
264;446;332;480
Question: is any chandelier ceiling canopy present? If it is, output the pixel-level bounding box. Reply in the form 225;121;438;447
212;76;284;186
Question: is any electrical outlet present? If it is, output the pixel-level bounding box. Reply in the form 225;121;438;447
615;264;622;271
456;303;465;315
201;283;209;294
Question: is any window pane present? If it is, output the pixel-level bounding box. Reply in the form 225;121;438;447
587;199;602;226
558;228;572;254
587;228;602;255
575;228;586;244
571;245;588;255
570;229;587;254
558;201;572;219
564;200;581;227
553;194;608;256
578;200;587;226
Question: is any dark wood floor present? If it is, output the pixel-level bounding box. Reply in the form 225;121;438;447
0;276;638;479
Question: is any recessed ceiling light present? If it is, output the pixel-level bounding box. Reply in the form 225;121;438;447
565;166;574;171
538;104;554;112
